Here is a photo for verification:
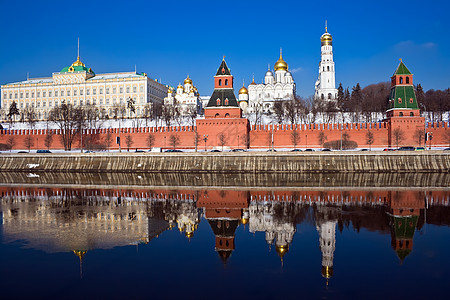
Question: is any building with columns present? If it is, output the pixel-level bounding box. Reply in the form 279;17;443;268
247;50;296;114
1;54;168;121
315;23;337;101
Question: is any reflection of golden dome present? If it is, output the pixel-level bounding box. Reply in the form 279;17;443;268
241;217;249;224
274;49;288;71
186;231;194;238
184;75;193;85
275;244;289;259
239;85;248;95
321;266;333;279
73;250;87;260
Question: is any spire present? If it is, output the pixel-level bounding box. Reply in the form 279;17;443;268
279;47;283;59
268;63;270;70
325;20;328;33
77;37;80;59
73;250;87;279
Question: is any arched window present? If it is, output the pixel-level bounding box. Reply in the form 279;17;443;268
219;79;222;86
225;79;228;85
406;77;410;84
399;112;403;117
323;67;325;71
321;94;324;100
410;112;414;116
224;98;229;105
398;98;402;104
327;66;330;71
328;93;332;99
215;113;219;118
216;98;220;105
399;77;403;84
225;113;230;117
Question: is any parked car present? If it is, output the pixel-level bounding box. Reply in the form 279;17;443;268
210;149;221;152
291;149;302;152
397;146;415;151
321;148;332;152
135;149;145;153
443;148;450;151
360;149;369;151
267;149;277;152
18;151;28;153
165;149;183;153
383;148;394;151
304;149;315;152
415;147;425;151
36;150;51;153
84;150;94;153
231;149;246;152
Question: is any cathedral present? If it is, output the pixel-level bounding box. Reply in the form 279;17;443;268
164;75;202;114
245;50;296;114
315;22;338;101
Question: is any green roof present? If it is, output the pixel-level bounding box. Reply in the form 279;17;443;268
393;215;418;239
393;61;412;75
388;85;419;110
216;59;231;76
60;65;93;73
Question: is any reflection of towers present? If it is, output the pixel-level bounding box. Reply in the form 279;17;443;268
249;199;302;263
315;206;339;284
387;191;424;263
198;190;250;264
176;201;200;239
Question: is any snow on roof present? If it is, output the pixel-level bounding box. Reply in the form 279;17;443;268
87;72;145;80
4;77;53;86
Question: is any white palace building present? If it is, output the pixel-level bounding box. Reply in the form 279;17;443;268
1;54;167;121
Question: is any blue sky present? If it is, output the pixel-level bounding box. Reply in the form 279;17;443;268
0;0;449;97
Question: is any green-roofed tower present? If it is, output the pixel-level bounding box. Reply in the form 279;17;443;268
387;59;419;117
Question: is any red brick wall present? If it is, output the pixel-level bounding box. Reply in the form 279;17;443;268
0;120;448;151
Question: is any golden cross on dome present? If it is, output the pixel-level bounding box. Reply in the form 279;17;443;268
325;20;328;33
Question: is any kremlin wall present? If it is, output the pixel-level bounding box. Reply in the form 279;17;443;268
0;59;449;152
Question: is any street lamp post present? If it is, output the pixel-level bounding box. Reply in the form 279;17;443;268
203;134;208;151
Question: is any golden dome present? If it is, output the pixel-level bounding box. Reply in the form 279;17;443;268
250;75;256;85
177;83;183;89
321;22;333;45
184;75;193;85
274;49;288;71
239;84;248;95
72;56;85;67
241;217;249;224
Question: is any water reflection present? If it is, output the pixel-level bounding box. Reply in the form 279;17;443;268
1;186;449;283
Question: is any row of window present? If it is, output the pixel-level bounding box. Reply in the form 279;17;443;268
3;85;146;100
4;96;146;109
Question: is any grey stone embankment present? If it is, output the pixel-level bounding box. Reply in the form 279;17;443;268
0;151;448;173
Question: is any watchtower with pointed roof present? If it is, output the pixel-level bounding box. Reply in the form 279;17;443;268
385;60;425;147
196;57;250;150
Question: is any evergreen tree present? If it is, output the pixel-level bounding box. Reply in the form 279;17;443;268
7;101;20;123
416;84;425;111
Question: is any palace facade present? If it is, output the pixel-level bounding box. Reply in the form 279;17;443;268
0;55;168;121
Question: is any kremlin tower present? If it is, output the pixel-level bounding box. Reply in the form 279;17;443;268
196;57;250;150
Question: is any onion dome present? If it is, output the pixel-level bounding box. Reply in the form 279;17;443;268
276;244;289;261
321;22;333;46
239;82;248;95
60;56;94;74
285;71;292;77
274;49;288;71
177;83;183;89
184;75;193;85
265;70;274;77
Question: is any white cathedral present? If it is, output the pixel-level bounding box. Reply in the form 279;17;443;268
164;75;202;114
315;23;337;101
240;50;296;114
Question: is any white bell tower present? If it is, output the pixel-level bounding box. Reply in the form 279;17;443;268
315;21;337;101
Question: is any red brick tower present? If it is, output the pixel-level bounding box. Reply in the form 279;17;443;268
196;58;250;150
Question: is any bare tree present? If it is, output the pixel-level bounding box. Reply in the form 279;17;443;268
24;135;34;152
272;101;285;124
49;102;85;151
169;134;180;149
6;136;16;152
146;133;155;151
142;104;152;126
218;133;227;151
162;104;175;127
24;107;37;129
253;102;264;126
104;130;113;151
392;128;405;149
44;131;54;150
366;130;374;150
291;130;300;149
125;135;134;151
186;105;198;126
318;132;328;148
414;129;425;146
